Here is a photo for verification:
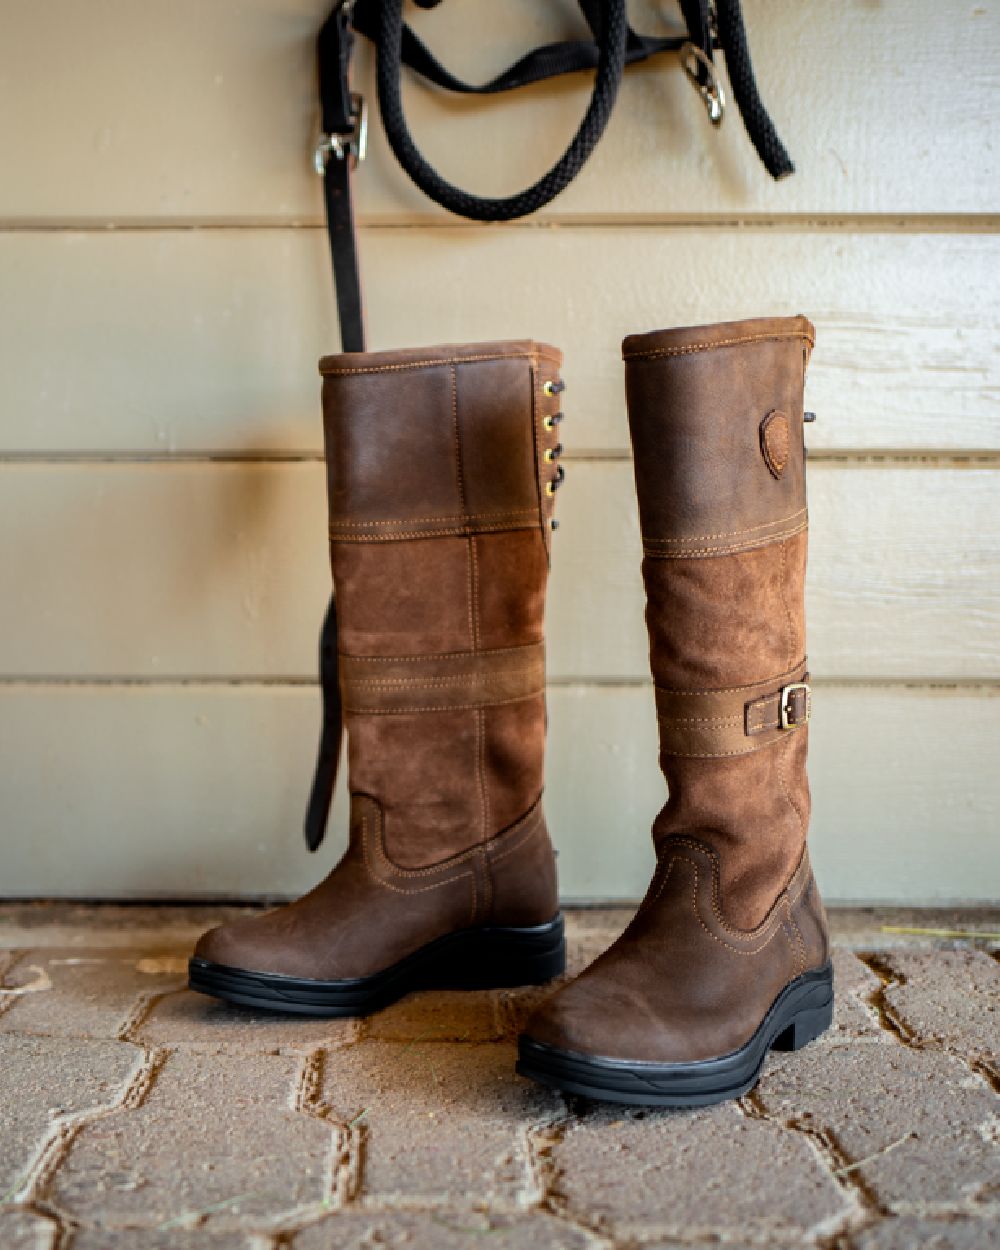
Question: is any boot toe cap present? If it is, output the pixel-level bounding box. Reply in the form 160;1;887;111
521;975;643;1063
192;912;310;979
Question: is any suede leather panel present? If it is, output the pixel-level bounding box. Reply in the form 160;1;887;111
643;532;807;690
331;538;473;657
346;708;482;869
486;798;559;927
653;726;812;929
474;530;548;650
524;840;820;1063
483;694;546;835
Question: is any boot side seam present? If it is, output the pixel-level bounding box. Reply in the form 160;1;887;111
641;506;807;547
360;814;476;897
622;330;814;361
330;521;540;542
642;519;808;559
662;836;812;938
320;349;563;376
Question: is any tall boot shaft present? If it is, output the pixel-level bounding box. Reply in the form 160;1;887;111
517;317;831;1101
624;316;814;928
191;340;568;1004
320;340;565;871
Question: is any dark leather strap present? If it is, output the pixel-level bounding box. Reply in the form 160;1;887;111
303;595;343;852
655;662;811;758
317;3;366;354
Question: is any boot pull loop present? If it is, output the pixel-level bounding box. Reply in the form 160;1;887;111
303;594;344;852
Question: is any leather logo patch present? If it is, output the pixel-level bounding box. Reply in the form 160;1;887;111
760;410;791;479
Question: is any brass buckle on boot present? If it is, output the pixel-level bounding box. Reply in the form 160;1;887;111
780;683;812;730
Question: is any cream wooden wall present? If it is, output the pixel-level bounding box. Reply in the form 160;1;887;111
1;1;998;903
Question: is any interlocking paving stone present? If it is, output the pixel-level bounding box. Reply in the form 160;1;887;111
876;949;1000;1062
854;1213;1000;1249
49;1049;335;1229
320;1041;563;1203
757;1043;1000;1205
829;949;887;1040
0;1035;144;1203
551;1101;850;1239
71;1229;263;1248
293;1210;594;1249
0;949;184;1039
0;1208;61;1250
363;990;501;1043
137;988;358;1051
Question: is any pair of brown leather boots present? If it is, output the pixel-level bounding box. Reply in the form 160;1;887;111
189;314;832;1107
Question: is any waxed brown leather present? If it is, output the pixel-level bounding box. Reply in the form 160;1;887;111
196;340;565;980
523;315;830;1065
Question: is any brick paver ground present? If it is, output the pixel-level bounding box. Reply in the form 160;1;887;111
0;906;996;1248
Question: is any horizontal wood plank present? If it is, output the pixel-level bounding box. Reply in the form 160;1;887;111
0;1;996;223
0;461;997;682
1;227;997;456
0;682;995;903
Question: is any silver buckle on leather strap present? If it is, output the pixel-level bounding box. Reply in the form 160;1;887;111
780;682;812;730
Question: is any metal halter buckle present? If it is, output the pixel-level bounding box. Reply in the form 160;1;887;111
780;682;812;731
680;43;726;128
314;92;368;174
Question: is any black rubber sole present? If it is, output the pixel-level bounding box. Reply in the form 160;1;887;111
516;961;834;1107
188;914;566;1017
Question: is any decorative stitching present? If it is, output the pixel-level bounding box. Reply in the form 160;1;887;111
469;534;480;652
360;813;474;895
649;857;677;906
330;510;540;528
360;798;542;882
320;349;562;377
347;667;542;690
784;900;807;976
659;837;811;944
654;660;807;697
776;734;807;840
779;539;795;670
641;507;807;547
656;713;742;725
343;642;543;664
684;860;787;956
488;810;544;866
451;364;465;512
476;707;489;843
330;521;538;542
346;692;542;715
623;330;814;362
657;735;782;759
642;519;808;560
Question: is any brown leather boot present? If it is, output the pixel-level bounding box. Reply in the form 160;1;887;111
517;315;832;1105
190;340;568;1014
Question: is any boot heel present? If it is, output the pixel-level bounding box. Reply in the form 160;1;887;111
442;916;566;990
772;996;833;1052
